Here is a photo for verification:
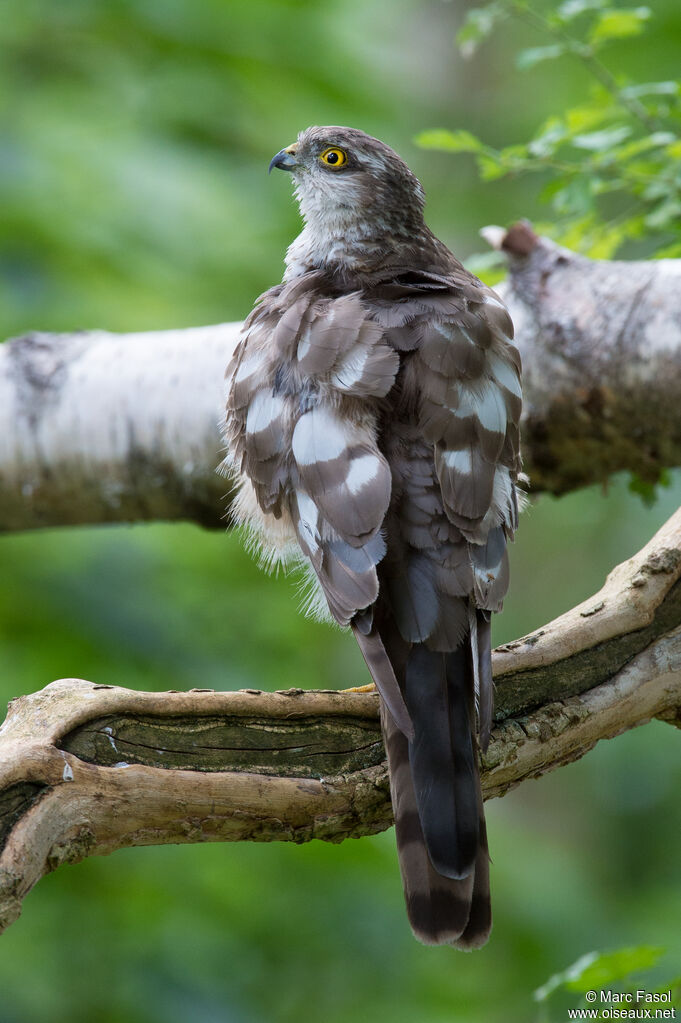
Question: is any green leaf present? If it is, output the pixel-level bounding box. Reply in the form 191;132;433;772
535;946;666;1003
528;118;568;157
629;473;671;506
456;3;505;58
555;214;599;251
565;946;666;992
552;177;595;216
642;176;674;200
645;198;681;230
535;953;600;1003
589;7;651;45
612;132;677;162
477;153;508;180
414;129;485;153
498;143;529;165
572;125;632;149
557;0;607;22
586;214;645;258
621;81;680;99
516;44;566;70
565;97;614;134
539;178;570;202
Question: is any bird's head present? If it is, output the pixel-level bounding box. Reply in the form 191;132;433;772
269;126;426;251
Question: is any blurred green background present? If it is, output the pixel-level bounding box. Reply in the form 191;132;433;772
1;1;680;1020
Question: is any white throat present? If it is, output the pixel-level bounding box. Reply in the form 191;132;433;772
284;181;402;280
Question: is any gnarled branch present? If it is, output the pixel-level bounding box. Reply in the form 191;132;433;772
2;507;680;933
2;226;681;532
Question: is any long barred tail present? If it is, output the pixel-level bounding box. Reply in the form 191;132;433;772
379;639;491;949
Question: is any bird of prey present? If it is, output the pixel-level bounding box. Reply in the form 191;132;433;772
223;126;522;948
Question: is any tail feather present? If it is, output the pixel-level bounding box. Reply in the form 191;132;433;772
351;624;414;740
381;701;476;945
475;611;494;752
378;633;492;948
404;645;477;879
451;775;491;950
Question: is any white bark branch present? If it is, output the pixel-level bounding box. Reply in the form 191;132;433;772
0;324;240;531
3;226;681;531
489;222;681;494
2;507;680;933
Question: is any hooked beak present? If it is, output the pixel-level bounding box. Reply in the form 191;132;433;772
268;143;298;174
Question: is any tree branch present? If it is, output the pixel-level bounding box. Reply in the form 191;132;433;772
0;324;239;532
3;226;681;532
487;222;681;494
2;507;680;933
2;227;681;930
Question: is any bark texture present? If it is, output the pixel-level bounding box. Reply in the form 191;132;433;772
3;227;681;531
2;508;680;933
489;222;681;494
0;324;238;531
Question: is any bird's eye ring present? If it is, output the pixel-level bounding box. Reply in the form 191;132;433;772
319;147;348;169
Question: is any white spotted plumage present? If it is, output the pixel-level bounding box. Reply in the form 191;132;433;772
223;125;523;951
291;407;354;467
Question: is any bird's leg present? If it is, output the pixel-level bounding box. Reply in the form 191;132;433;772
341;683;377;693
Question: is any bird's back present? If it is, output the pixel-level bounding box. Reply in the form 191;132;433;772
224;124;522;948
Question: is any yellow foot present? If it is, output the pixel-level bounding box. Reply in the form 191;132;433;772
341;683;377;694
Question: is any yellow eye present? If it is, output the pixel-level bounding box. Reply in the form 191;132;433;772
319;147;348;169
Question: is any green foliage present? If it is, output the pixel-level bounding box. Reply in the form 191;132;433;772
534;945;680;1020
628;468;672;506
0;0;460;339
418;0;681;258
2;2;681;1021
535;945;665;1001
456;2;508;58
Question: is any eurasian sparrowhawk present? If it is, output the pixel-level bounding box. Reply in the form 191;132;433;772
223;126;522;948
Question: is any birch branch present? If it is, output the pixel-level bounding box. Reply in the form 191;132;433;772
2;506;680;933
488;222;681;495
0;324;239;532
3;226;681;531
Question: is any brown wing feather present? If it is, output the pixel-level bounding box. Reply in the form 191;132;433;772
364;269;521;946
225;261;522;950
